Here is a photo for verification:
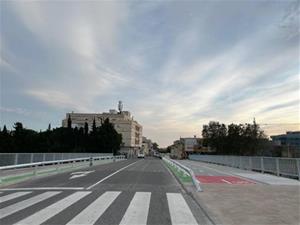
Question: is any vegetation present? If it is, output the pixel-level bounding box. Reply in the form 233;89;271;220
0;118;122;155
202;119;271;156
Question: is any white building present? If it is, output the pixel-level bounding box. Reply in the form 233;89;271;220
180;137;199;152
62;108;142;156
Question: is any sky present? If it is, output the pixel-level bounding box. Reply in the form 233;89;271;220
0;1;299;147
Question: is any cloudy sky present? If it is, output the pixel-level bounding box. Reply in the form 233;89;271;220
0;1;299;147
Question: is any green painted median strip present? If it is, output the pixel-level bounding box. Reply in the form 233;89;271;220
164;161;192;183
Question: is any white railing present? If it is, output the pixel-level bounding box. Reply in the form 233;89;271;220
0;154;126;184
189;155;300;180
163;157;202;192
0;153;113;166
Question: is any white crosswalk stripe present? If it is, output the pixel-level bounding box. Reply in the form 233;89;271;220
14;191;91;225
119;192;151;225
0;191;198;225
0;191;60;219
167;193;198;225
67;191;121;225
0;192;31;203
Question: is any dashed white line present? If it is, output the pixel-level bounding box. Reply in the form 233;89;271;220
221;179;232;184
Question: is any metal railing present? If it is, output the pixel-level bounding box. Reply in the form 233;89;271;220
0;153;112;167
163;157;202;192
0;154;126;185
189;154;300;180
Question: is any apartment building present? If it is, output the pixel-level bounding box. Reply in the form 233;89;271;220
62;109;142;155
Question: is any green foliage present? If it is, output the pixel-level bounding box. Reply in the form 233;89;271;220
202;120;268;156
0;120;122;154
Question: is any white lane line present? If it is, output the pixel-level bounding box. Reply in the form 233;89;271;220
87;161;139;190
119;192;151;225
0;191;60;219
221;179;232;184
0;192;32;203
0;187;84;191
67;191;121;225
15;191;91;225
167;193;198;225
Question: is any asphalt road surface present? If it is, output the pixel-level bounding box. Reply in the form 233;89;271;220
0;158;213;225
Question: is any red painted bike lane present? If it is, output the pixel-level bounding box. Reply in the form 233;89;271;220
196;175;255;184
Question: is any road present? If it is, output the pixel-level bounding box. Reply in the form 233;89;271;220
0;158;213;225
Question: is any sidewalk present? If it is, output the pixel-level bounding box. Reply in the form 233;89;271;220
178;160;300;225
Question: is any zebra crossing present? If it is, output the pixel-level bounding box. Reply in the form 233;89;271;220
0;190;199;225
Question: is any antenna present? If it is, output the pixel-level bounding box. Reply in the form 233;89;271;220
118;101;123;113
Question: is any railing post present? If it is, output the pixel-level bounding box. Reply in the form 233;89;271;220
261;157;264;173
43;153;46;162
239;156;242;169
30;153;34;164
297;159;300;181
276;158;280;176
14;153;18;165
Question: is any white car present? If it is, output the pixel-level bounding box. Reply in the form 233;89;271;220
137;153;145;158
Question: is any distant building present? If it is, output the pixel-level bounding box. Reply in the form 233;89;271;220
62;105;142;156
141;137;153;156
180;137;199;152
271;131;300;157
170;140;185;159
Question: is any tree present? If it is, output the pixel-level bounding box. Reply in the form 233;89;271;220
84;121;89;135
92;118;97;134
67;115;72;129
153;142;159;150
202;120;268;156
2;125;8;135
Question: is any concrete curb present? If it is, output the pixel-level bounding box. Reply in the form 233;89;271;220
162;159;219;225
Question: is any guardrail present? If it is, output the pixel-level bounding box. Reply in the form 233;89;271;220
0;155;125;185
189;154;300;180
0;153;113;166
163;157;202;192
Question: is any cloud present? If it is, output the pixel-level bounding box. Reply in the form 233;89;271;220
1;1;299;147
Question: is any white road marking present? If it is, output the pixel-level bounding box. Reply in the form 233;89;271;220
196;164;256;183
0;187;84;191
167;193;198;225
0;191;60;219
14;191;91;225
69;171;95;180
67;191;121;225
0;192;31;203
87;161;139;189
221;179;232;184
119;192;151;225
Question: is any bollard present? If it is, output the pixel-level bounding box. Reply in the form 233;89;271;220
89;157;93;167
